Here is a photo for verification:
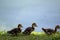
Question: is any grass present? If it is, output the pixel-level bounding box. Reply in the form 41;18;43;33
0;31;60;40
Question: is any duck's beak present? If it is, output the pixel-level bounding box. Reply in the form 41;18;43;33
20;26;22;28
21;26;23;28
58;26;60;28
35;25;38;27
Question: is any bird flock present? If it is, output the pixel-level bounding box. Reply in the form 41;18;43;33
7;23;60;36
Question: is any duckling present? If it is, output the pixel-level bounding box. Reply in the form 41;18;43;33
23;23;37;35
42;25;60;35
7;24;23;36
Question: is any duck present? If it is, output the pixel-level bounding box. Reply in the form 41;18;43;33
23;23;37;35
42;25;60;35
7;24;23;36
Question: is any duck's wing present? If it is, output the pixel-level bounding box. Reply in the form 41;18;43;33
42;28;51;33
25;27;32;31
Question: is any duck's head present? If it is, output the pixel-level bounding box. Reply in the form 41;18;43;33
55;25;60;29
18;24;23;28
32;23;37;27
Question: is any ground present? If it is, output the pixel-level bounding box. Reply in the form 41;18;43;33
0;31;60;40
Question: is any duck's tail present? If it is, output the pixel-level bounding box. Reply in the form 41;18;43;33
42;28;47;33
7;31;11;34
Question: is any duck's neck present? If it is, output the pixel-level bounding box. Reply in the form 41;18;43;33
55;27;58;32
18;26;21;29
32;25;34;29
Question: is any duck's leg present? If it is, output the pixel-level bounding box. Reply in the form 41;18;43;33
14;32;17;36
23;31;28;35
